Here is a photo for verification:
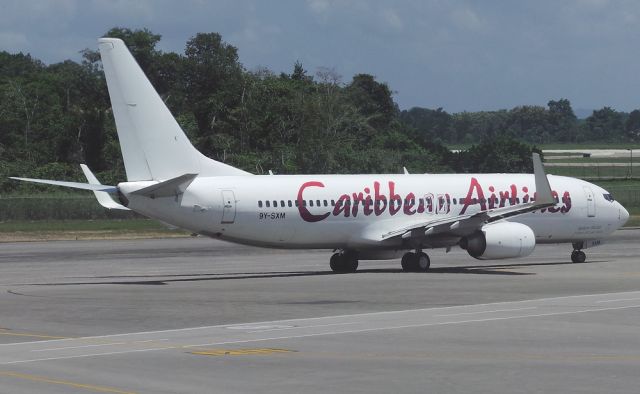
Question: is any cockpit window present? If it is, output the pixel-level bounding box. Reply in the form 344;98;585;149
603;193;615;202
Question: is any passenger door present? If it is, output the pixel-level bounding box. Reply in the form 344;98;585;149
583;186;596;217
221;190;236;224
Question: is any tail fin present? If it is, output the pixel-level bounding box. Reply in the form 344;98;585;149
98;38;250;181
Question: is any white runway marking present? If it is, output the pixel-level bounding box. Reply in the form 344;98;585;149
434;306;537;317
2;290;640;366
31;339;169;352
595;297;640;303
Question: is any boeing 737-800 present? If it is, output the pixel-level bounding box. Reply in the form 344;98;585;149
11;38;630;272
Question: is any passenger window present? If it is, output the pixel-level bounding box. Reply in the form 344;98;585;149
316;200;321;207
281;200;285;207
324;200;328;207
273;200;277;207
303;200;307;207
452;198;457;205
288;200;292;207
266;201;270;208
295;200;299;207
258;201;263;208
310;200;314;207
331;200;336;206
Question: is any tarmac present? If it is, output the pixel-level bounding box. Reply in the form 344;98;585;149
1;230;639;393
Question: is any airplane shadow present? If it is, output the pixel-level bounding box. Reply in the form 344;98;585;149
22;259;607;286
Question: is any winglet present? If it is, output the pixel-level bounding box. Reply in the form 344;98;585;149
403;167;409;175
532;153;554;205
80;164;130;210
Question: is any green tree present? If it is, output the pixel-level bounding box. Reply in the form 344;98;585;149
183;32;244;159
401;107;452;144
547;98;578;142
453;136;539;173
345;74;395;130
584;107;625;141
625;109;640;141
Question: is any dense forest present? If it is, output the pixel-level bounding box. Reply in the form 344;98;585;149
1;28;637;193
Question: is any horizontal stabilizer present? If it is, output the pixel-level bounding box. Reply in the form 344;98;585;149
80;164;129;210
131;173;198;198
9;177;117;192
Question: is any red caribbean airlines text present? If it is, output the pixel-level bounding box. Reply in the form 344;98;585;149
297;178;572;223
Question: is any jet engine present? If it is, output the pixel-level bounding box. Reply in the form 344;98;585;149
460;222;536;260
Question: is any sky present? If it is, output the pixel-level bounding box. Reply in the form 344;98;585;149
1;0;640;114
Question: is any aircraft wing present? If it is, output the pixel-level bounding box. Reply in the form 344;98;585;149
380;153;556;241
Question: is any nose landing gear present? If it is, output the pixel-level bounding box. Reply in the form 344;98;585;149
571;249;586;264
401;250;431;272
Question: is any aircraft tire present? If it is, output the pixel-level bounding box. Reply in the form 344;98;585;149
417;252;430;272
571;250;586;264
343;251;359;272
330;252;358;273
401;252;418;272
330;253;343;272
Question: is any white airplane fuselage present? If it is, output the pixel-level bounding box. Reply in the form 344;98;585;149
121;173;628;254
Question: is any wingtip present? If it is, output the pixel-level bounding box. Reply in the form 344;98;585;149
532;152;554;205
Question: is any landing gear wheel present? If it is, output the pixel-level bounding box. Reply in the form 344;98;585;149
401;252;418;272
330;253;342;272
330;252;359;273
343;251;359;272
417;252;431;272
571;250;586;264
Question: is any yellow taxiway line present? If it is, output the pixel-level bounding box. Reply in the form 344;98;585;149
0;370;136;393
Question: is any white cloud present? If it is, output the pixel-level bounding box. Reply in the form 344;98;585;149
0;0;78;30
381;8;403;30
451;6;485;31
307;0;331;14
576;0;610;8
89;0;155;21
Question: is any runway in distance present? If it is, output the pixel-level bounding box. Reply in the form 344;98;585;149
11;38;630;272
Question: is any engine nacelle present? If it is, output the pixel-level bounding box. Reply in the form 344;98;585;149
460;222;536;260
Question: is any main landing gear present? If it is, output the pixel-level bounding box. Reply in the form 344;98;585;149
330;251;359;273
401;251;431;272
571;249;586;264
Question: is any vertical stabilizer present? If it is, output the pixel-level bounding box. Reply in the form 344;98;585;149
98;38;250;181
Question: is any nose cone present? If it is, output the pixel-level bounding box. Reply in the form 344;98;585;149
619;204;630;227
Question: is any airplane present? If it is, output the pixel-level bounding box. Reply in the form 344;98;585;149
10;38;630;272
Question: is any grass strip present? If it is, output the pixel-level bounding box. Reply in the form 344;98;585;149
0;219;190;242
